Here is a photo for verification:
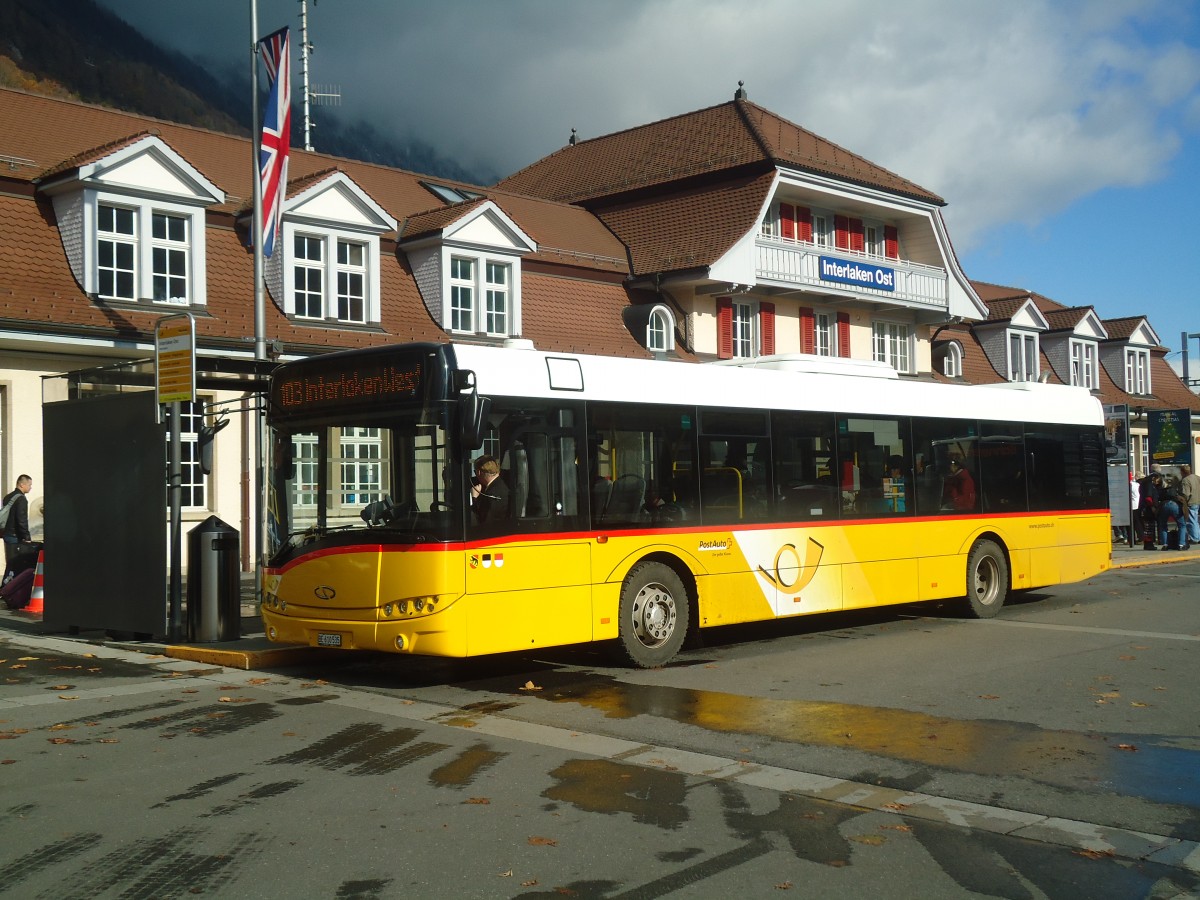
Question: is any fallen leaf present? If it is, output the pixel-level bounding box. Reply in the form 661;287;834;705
1075;848;1116;860
465;797;491;805
521;880;538;887
97;738;119;744
1;759;15;764
882;802;909;811
849;834;887;845
1115;743;1138;752
519;680;543;691
497;870;513;878
49;724;74;731
49;684;74;691
10;665;26;670
48;737;76;744
218;697;253;703
1130;701;1148;708
58;696;79;701
978;694;1000;700
528;836;557;846
881;824;913;832
775;882;793;890
17;657;38;661
1117;655;1135;661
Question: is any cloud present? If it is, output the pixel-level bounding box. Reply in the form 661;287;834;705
100;0;1200;250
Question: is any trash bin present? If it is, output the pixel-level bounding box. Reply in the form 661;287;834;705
187;516;240;642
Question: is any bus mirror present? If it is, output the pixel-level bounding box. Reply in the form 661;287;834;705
197;417;230;475
461;393;491;450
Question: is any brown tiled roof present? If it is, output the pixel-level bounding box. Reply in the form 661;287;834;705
401;198;489;241
1100;317;1144;341
595;170;776;275
0;87;647;358
497;99;944;206
1041;307;1093;332
982;297;1027;322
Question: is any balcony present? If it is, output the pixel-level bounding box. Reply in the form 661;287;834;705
755;236;948;310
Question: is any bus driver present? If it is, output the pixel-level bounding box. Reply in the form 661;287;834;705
471;456;511;524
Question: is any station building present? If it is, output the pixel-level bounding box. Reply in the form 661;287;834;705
1;84;1196;558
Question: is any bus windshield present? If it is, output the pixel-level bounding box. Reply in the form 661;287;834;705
267;407;463;560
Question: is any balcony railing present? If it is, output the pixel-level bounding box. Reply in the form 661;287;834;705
755;236;948;310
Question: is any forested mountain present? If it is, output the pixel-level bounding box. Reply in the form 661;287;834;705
0;0;485;183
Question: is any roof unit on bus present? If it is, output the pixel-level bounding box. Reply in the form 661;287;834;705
709;354;899;379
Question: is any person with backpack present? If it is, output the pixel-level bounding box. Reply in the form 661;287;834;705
1;474;32;567
1158;472;1188;551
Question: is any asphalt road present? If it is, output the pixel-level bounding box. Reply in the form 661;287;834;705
1;559;1198;898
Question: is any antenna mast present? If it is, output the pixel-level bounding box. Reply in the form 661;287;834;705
298;0;341;152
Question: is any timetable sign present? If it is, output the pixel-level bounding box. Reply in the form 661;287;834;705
155;314;196;405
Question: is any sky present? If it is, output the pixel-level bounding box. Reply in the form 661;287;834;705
97;0;1200;380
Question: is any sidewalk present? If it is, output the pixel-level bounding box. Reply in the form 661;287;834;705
3;542;1198;671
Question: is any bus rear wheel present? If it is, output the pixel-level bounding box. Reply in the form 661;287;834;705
617;561;689;668
963;539;1008;619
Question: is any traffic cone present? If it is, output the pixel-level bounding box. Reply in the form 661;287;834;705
24;549;44;615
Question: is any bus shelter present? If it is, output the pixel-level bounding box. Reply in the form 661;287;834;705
40;356;274;640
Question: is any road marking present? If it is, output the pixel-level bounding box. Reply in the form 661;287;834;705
979;620;1200;641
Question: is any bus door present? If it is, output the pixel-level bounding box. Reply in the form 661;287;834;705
465;403;591;655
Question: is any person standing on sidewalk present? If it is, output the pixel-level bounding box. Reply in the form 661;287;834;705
1180;463;1200;548
1158;473;1187;551
1138;471;1163;550
2;474;32;568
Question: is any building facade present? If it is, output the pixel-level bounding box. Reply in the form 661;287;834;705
1;85;1196;556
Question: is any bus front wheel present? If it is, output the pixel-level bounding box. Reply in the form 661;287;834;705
617;561;689;668
963;539;1008;619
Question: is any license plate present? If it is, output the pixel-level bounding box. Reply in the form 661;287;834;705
316;632;342;648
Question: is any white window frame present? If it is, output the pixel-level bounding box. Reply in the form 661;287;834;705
1006;329;1039;382
812;211;831;248
293;233;325;319
872;320;912;373
338;426;386;509
164;400;209;511
151;211;190;304
732;301;755;358
286;228;375;324
97;203;137;301
91;194;204;306
815;312;833;357
441;249;522;339
484;261;509;336
336;238;367;324
647;304;675;353
943;342;963;378
450;256;475;333
1125;347;1151;394
1069;339;1098;389
864;221;884;257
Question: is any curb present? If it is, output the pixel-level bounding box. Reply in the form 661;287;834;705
162;642;334;671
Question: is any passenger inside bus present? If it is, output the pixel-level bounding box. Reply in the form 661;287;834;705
943;456;977;511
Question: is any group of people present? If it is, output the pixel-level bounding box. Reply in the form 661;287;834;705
1137;464;1200;551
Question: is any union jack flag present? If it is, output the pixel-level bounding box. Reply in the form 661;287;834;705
258;26;291;258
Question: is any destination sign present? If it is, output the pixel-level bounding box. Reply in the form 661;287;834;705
271;355;425;419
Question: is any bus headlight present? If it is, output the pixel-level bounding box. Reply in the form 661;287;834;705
383;603;393;616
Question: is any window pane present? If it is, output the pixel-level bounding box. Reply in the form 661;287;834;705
837;415;912;518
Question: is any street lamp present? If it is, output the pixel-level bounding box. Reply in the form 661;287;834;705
1184;331;1200;389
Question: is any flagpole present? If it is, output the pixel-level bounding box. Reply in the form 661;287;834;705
250;0;266;611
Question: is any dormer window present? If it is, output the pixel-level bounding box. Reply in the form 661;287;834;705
1007;329;1039;382
1125;348;1151;394
400;200;534;340
266;171;397;327
39;135;223;309
1069;339;1098;389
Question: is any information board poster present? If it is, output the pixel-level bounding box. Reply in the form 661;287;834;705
1148;409;1191;466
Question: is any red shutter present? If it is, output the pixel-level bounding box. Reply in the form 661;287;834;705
799;307;815;354
836;312;851;357
849;218;865;253
779;203;795;240
834;215;850;250
884;225;899;259
717;297;733;360
797;207;813;243
760;302;775;356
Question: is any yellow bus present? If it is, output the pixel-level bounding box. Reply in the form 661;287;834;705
261;342;1110;667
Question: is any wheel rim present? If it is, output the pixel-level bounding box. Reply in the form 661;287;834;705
973;555;1000;607
630;581;677;648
